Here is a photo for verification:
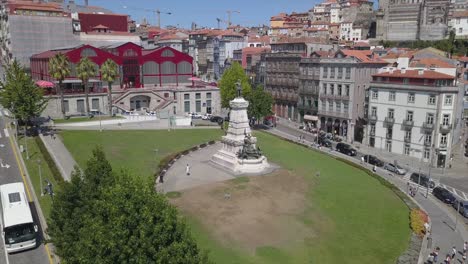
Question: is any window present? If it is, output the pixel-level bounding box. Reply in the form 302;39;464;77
371;107;377;117
330;67;335;78
162;49;175;57
92;99;99;110
444;95;453;106
388;109;394;118
385;140;392;152
328;100;333;111
184;101;190;112
345;67;351;79
440;134;447;145
336;101;341;112
425;134;432;145
405;130;412;141
442;114;450;126
323;66;328;78
184;93;190;100
343;101;349;112
330;84;335;95
372;90;378;99
428;95;436;105
456;18;461;24
337;67;343;78
195;93;201;100
196;100;201;112
338;85;342;96
426;113;434;124
321;100;326;110
389;91;396;101
424;148;430;159
370;125;376;134
206;92;212;99
323;83;327;94
459;28;463;34
345;85;350;96
404;144;410;155
408;93;415;103
80;48;97;57
406;111;413;121
63;100;69;113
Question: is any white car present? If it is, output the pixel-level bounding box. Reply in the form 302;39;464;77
188;112;203;119
202;113;212;120
384;163;407;175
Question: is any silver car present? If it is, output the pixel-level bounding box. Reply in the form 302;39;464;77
384;163;407;175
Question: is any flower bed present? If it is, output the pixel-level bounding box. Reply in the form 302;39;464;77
410;209;429;237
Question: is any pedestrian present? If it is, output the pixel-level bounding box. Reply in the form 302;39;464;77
464;242;467;255
361;156;365;164
186;164;190;176
445;254;451;264
372;165;377;173
432;247;440;263
452;246;457;260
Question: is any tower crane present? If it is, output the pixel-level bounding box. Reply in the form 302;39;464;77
216;17;229;29
226;10;240;27
122;5;172;28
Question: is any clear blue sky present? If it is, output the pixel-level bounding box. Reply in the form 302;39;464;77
83;0;320;28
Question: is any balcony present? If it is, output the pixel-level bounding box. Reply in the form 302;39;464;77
402;119;414;129
424;141;431;147
404;137;411;143
368;115;378;124
319;111;349;119
422;122;434;131
439;142;448;149
386;133;393;139
384;117;395;127
440;124;452;133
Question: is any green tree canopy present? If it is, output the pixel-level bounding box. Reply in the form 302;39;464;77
218;61;252;108
247;85;273;123
0;60;47;123
49;53;70;118
49;147;209;264
77;57;98;115
100;59;119;116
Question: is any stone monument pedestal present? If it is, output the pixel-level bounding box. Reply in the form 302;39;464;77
211;95;269;174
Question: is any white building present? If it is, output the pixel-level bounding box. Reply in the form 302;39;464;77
448;10;468;39
367;68;464;168
330;3;341;24
340;22;352;40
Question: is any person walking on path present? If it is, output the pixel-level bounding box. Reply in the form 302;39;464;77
445;254;452;264
463;242;467;261
452;246;457;260
186;164;190;176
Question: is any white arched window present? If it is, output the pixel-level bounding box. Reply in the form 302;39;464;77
161;61;176;74
143;61;159;74
161;49;174;57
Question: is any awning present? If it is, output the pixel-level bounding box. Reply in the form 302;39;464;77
56;79;102;84
304;115;318;121
35;80;54;88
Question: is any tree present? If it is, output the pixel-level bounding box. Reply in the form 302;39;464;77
247;85;273;124
77;57;97;115
218;61;252;108
49;147;209;264
100;59;119;117
0;60;47;124
49;53;70;118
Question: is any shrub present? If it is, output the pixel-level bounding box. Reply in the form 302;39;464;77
35;136;64;183
208;140;216;145
199;143;207;148
190;146;199;151
410;209;428;237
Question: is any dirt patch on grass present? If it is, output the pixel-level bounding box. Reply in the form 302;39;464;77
170;170;316;252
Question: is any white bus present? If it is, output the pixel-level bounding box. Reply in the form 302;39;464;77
0;182;38;253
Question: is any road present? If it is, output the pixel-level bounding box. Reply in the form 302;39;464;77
0;110;50;264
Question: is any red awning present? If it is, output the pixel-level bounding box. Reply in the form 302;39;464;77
35;80;55;88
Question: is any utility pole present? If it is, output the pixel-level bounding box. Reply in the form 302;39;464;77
226;10;240;27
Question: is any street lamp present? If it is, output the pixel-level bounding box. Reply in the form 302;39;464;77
37;159;43;196
24;126;29;160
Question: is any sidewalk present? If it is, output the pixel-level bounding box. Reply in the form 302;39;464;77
40;133;77;181
269;127;468;263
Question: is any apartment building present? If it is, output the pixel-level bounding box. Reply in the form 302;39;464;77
299;50;387;141
367;68;464;168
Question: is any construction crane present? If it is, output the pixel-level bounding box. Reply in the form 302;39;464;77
122;5;172;28
216;18;229;29
226;10;240;27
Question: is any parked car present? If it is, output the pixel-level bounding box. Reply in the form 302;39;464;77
202;113;212;120
432;186;456;204
452;199;468;218
318;137;332;147
384;163;407;175
187;112;203;119
210;116;224;123
410;173;435;188
335;143;357;156
362;155;385;167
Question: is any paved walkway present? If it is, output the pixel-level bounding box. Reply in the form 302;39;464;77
270;127;468;263
40;133;77;181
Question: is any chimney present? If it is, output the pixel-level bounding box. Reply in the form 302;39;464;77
418;69;424;75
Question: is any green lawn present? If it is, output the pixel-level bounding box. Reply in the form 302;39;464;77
18;136;59;218
53;116;124;124
61;129;223;179
186;132;411;264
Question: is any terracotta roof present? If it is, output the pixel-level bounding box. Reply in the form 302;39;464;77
354;41;370;47
311;50;334;58
341;50;386;63
373;69;455;79
311;21;330;25
159;34;187;41
409;58;457;69
92;24;109;29
86;31;135;36
272;36;327;44
452;11;468;18
242;47;271;54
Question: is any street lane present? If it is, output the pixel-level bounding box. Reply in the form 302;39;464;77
0;113;50;264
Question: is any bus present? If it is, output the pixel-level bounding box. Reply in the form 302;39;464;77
0;182;38;253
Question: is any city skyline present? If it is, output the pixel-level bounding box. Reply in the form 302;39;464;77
84;0;322;28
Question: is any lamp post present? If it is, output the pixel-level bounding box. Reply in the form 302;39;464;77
37;159;43;196
24;126;29;160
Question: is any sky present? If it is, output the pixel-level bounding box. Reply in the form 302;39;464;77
80;0;320;29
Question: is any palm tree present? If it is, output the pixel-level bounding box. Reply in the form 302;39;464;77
100;59;119;117
49;53;70;118
77;57;97;115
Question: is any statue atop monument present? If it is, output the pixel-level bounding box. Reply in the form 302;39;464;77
236;80;242;98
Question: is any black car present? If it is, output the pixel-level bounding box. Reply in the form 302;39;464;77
410;173;435;188
318;137;332;147
432;186;456;204
335;142;357;156
362;155;384;167
210;116;224;123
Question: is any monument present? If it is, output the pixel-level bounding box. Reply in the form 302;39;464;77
211;81;269;174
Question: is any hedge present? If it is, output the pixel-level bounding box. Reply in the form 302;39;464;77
35;136;64;183
410;209;428;237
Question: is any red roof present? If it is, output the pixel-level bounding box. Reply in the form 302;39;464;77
452;11;468;18
341;50;386;63
78;13;128;33
409;58;457;68
373;69;455;79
